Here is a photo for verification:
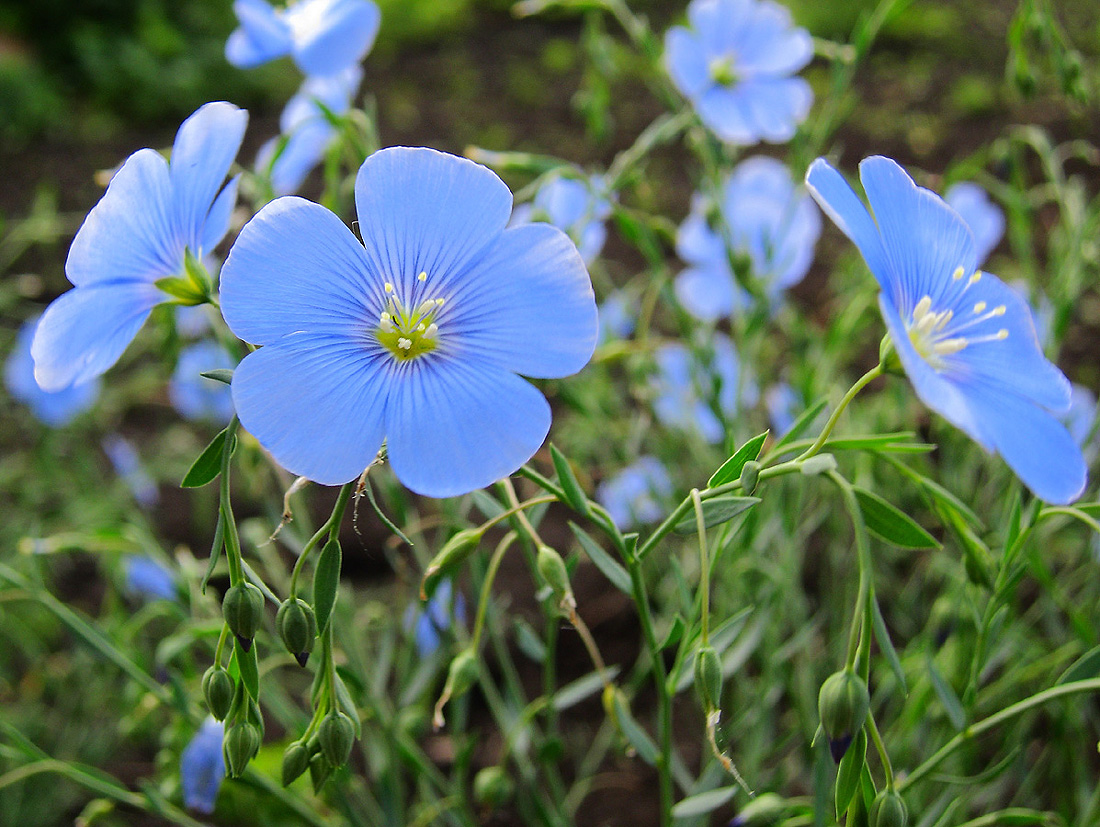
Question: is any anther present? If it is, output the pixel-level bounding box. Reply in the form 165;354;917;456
952;267;965;280
417;271;427;282
384;282;394;294
973;301;986;313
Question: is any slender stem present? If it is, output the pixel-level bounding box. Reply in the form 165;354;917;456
827;470;874;671
213;623;230;667
865;711;895;789
797;363;883;463
289;482;354;596
470;533;518;650
691;488;711;645
218;418;244;585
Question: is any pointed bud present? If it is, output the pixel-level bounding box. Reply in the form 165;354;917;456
276;597;317;666
694;645;723;711
421;529;484;600
870;790;908;827
222;582;264;648
201;665;234;721
318;711;355;768
473;765;514;808
222;721;260;778
817;669;870;762
739;460;761;495
536;546;574;611
433;648;479;729
309;752;333;793
281;741;310;787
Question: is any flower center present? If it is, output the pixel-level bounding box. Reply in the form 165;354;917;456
374;271;445;362
906;268;1008;371
708;57;738;87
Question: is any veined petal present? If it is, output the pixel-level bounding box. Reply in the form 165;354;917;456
31;281;164;391
225;0;293;67
201;174;241;254
288;0;381;77
66;149;178;286
945;182;1004;266
220;196;379;344
385;357;552;498
353;147;513;303
231;335;388;485
169;102;248;254
664;27;711;98
674;265;741;322
439;223;597;379
260;121;335;195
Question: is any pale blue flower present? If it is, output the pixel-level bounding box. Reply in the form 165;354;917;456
596;456;672;530
675;157;820;320
405;579;466;656
220;147;598;497
226;0;380;76
1065;384;1097;460
170;342;237;422
511;173;611;264
806;155;1086;503
181;718;225;814
764;382;801;436
103;434;159;507
597;291;635;344
652;334;756;444
32;102;247;391
664;0;814;145
176;305;213;338
945;181;1004;266
125;556;177;601
6;318;99;426
256;66;363;195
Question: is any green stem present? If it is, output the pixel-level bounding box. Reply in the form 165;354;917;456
691;488;710;645
865;711;895;789
219;417;244;585
826;471;874;671
289;482;354;596
470;533;518;650
797;363;883;463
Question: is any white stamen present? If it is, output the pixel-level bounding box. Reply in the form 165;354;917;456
397;337;412;350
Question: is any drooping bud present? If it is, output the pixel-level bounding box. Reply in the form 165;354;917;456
281;741;310;787
694;645;723;711
421;529;484;600
222;721;261;778
276;597;317;666
318;711;355;768
817;669;870;762
536;546;575;611
433;648;479;729
739;460;761;495
309;752;333;792
870;790;908;827
222;582;264;650
473;765;515;808
202;665;235;721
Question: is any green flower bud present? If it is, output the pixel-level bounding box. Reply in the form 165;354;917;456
222;582;264;649
870;790;908;827
281;741;310;787
473;765;514;808
276;597;317;666
318;711;355;768
433;648;480;729
309;752;333;792
223;721;261;778
201;665;235;721
729;792;788;827
817;669;870;762
421;529;483;600
536;546;574;609
694;645;723;711
739;460;761;495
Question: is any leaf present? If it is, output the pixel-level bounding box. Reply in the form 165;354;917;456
200;510;225;594
672;496;760;534
1057;645;1100;685
822;432;920;451
233;640;260;701
708;431;769;488
570;522;631;595
612;692;660;766
871;595;906;694
927;656;966;731
767;397;828;457
181;426;236;488
835;727;866;819
659;615;686;652
671;786;739;819
200;368;234;385
853;487;939;549
513;618;546;662
313;538;342;633
551;443;590;515
552;667;620;712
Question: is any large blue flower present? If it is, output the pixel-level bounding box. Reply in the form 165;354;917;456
6;318;99;426
220;146;598;498
32;102;247;391
806;155;1086;504
180;718;225;814
675;156;820;321
511;173;612;264
664;0;814;145
226;0;380;77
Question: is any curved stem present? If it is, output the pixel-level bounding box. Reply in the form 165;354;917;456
797;363;883;463
691;488;711;645
470;532;518;651
289;482;354;596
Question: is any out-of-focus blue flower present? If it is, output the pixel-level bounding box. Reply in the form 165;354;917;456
256;67;363;195
6;318;99;426
220;147;598;497
170;342;237;422
1064;384;1097;460
103;434;159;507
764;382;801;436
652;334;756;444
1011;281;1055;350
597;291;635;344
405;579;466;657
175;305;212;338
124;556;177;601
511;173;611;264
226;0;380;76
806;155;1086;504
596;456;673;530
32;103;247;391
945;181;1004;266
181;718;225;814
664;0;813;145
675;157;820;320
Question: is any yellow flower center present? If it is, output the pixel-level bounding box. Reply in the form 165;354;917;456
374;272;445;362
906;268;1008;371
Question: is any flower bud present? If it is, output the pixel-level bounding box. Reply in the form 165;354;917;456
318;711;355;768
739;460;761;495
694;645;723;711
276;597;317;666
222;582;264;650
817;669;869;762
870;790;908;827
421;529;483;600
309;752;333;792
281;741;310;787
222;721;260;778
536;546;574;610
473;765;514;808
201;666;235;721
433;648;479;729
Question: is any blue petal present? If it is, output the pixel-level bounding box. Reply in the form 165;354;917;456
441;223;598;379
674;264;740;322
180;718;225;814
232;335;388;485
690;0;753;55
353;147;513;304
5;318;99;426
201;174;241;254
944;182;1004;266
220;196;379;345
730;76;812;143
169;102;248;255
170;341;237;422
730;1;813;75
259;120;335;195
695;85;755;144
32;282;164;390
288;0;381;76
225;0;293;67
664;26;711;98
66;149;177;287
676;206;726;267
385;357;552;498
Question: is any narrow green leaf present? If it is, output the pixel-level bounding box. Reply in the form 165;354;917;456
927;657;965;730
671;786;739;819
233;640;260;701
513;618;546;661
200;368;234;385
333;671;362;737
200;510;224;594
570;522;631;594
823;431;918;451
871;595;906;694
659;614;685;652
181;427;236;488
552;667;620;711
550;443;590;515
708;431;769;488
853;487;939;549
313;538;342;633
612;692;659;766
1057;645;1100;685
673;496;760;533
834;727;866;819
767;397;828;456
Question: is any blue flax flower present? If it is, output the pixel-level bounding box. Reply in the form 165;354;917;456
945;181;1004;266
6;318;99;426
664;0;813;145
597;290;636;344
764;382;801;436
181;718;225;814
170;341;237;423
226;0;380;77
806;155;1086;504
103;434;160;507
257;67;363;195
675;156;820;321
405;579;467;657
124;556;178;602
596;456;673;530
220;146;598;497
511;173;612;264
32;102;247;391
